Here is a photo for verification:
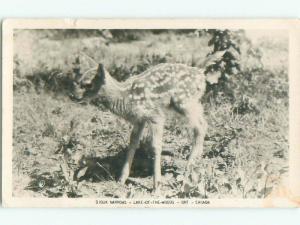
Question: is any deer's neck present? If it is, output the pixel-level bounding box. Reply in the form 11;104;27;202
102;75;132;118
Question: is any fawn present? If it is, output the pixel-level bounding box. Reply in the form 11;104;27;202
72;52;224;191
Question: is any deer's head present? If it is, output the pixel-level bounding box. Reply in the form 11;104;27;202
71;64;106;101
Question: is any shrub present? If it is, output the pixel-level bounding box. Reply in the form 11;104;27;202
109;30;147;42
204;29;243;102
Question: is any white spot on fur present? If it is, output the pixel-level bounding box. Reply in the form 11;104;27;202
178;93;186;99
138;83;145;88
133;95;141;100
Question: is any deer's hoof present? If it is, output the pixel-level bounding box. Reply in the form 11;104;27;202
152;182;162;195
152;187;161;196
118;177;127;185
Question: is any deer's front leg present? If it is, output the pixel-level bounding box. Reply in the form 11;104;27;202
119;122;145;184
150;118;164;191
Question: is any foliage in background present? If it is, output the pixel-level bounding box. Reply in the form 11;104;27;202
205;29;242;101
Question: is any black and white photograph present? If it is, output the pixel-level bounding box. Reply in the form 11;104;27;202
2;19;300;207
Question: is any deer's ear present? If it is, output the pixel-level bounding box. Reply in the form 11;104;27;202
97;63;106;84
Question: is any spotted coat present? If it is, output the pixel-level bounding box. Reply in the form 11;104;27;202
73;62;210;191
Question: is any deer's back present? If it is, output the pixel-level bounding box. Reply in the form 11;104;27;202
127;63;205;107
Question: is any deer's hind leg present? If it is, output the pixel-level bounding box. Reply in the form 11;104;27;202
180;100;207;168
119;121;145;184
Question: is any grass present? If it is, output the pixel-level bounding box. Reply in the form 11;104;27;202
12;30;288;198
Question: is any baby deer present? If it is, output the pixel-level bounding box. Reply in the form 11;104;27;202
72;52;224;191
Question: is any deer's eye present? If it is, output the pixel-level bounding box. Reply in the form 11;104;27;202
81;83;93;89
